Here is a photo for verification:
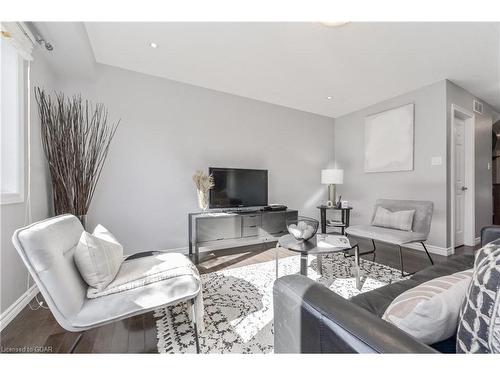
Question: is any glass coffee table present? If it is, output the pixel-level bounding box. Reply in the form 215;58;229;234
276;234;362;289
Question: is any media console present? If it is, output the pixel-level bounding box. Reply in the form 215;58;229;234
188;209;298;264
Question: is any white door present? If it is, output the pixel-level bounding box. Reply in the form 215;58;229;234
454;117;466;247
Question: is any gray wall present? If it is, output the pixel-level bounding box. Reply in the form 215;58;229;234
333;81;448;249
0;51;55;313
445;80;498;241
333;79;499;251
57;64;334;254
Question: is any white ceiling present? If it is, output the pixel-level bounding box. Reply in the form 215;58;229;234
84;22;500;118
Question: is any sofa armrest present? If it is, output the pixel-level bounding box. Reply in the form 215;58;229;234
273;275;438;353
481;226;500;246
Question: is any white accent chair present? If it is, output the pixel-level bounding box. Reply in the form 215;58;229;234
12;214;203;353
345;199;434;276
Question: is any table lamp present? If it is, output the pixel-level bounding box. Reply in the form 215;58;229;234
321;169;343;206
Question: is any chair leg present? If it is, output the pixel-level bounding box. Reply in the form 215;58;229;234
371;239;377;262
398;245;405;277
421;242;434;265
69;333;83;353
190;298;201;354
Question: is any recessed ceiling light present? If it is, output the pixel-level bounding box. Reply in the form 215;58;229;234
320;22;350;28
327;96;333;100
149;42;158;49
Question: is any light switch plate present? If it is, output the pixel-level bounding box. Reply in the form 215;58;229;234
431;156;442;166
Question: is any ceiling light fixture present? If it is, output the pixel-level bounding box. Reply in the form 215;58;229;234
327;96;333;100
320;22;350;28
149;42;158;48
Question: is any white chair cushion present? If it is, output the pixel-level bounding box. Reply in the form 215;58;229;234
74;224;124;291
382;269;473;344
345;225;427;245
75;253;204;332
372;206;415;231
87;252;198;298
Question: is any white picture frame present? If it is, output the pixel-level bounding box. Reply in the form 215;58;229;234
364;103;414;173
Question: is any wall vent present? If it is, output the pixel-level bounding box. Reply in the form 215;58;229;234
473;99;484;114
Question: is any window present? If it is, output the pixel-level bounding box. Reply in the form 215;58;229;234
1;37;25;204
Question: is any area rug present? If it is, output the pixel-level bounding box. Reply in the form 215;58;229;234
154;251;404;353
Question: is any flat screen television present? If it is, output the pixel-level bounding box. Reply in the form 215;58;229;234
209;167;268;209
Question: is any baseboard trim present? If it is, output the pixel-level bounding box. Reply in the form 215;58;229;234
404;242;454;256
157;246;189;254
159;242;455;257
0;284;39;332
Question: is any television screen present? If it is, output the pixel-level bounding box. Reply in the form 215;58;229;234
209;168;268;208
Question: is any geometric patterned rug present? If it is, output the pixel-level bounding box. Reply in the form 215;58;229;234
154;251;404;353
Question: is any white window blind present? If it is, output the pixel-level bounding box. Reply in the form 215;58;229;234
1;37;25;204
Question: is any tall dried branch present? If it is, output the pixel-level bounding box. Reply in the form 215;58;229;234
34;87;119;218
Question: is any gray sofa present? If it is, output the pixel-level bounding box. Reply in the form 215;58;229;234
272;226;500;354
345;199;434;275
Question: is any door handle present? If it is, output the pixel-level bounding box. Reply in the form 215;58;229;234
461;186;468;191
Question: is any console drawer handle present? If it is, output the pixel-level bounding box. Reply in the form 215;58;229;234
248;225;257;228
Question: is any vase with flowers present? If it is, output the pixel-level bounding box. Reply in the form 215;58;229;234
192;170;214;213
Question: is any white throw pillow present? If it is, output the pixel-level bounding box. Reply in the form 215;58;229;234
74;224;124;291
382;269;473;344
372;206;415;231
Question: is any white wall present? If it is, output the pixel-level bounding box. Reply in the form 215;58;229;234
0;51;55;313
333;81;448;250
57;64;334;254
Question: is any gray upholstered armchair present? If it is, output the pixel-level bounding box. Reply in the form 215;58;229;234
345;199;434;276
12;215;203;352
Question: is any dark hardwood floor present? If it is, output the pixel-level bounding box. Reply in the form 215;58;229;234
0;239;476;353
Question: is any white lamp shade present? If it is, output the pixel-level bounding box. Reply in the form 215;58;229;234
321;169;344;184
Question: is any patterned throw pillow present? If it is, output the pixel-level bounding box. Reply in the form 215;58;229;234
372;206;415;231
382;269;473;344
456;241;500;353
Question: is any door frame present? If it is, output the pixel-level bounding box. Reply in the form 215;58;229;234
450;103;475;250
